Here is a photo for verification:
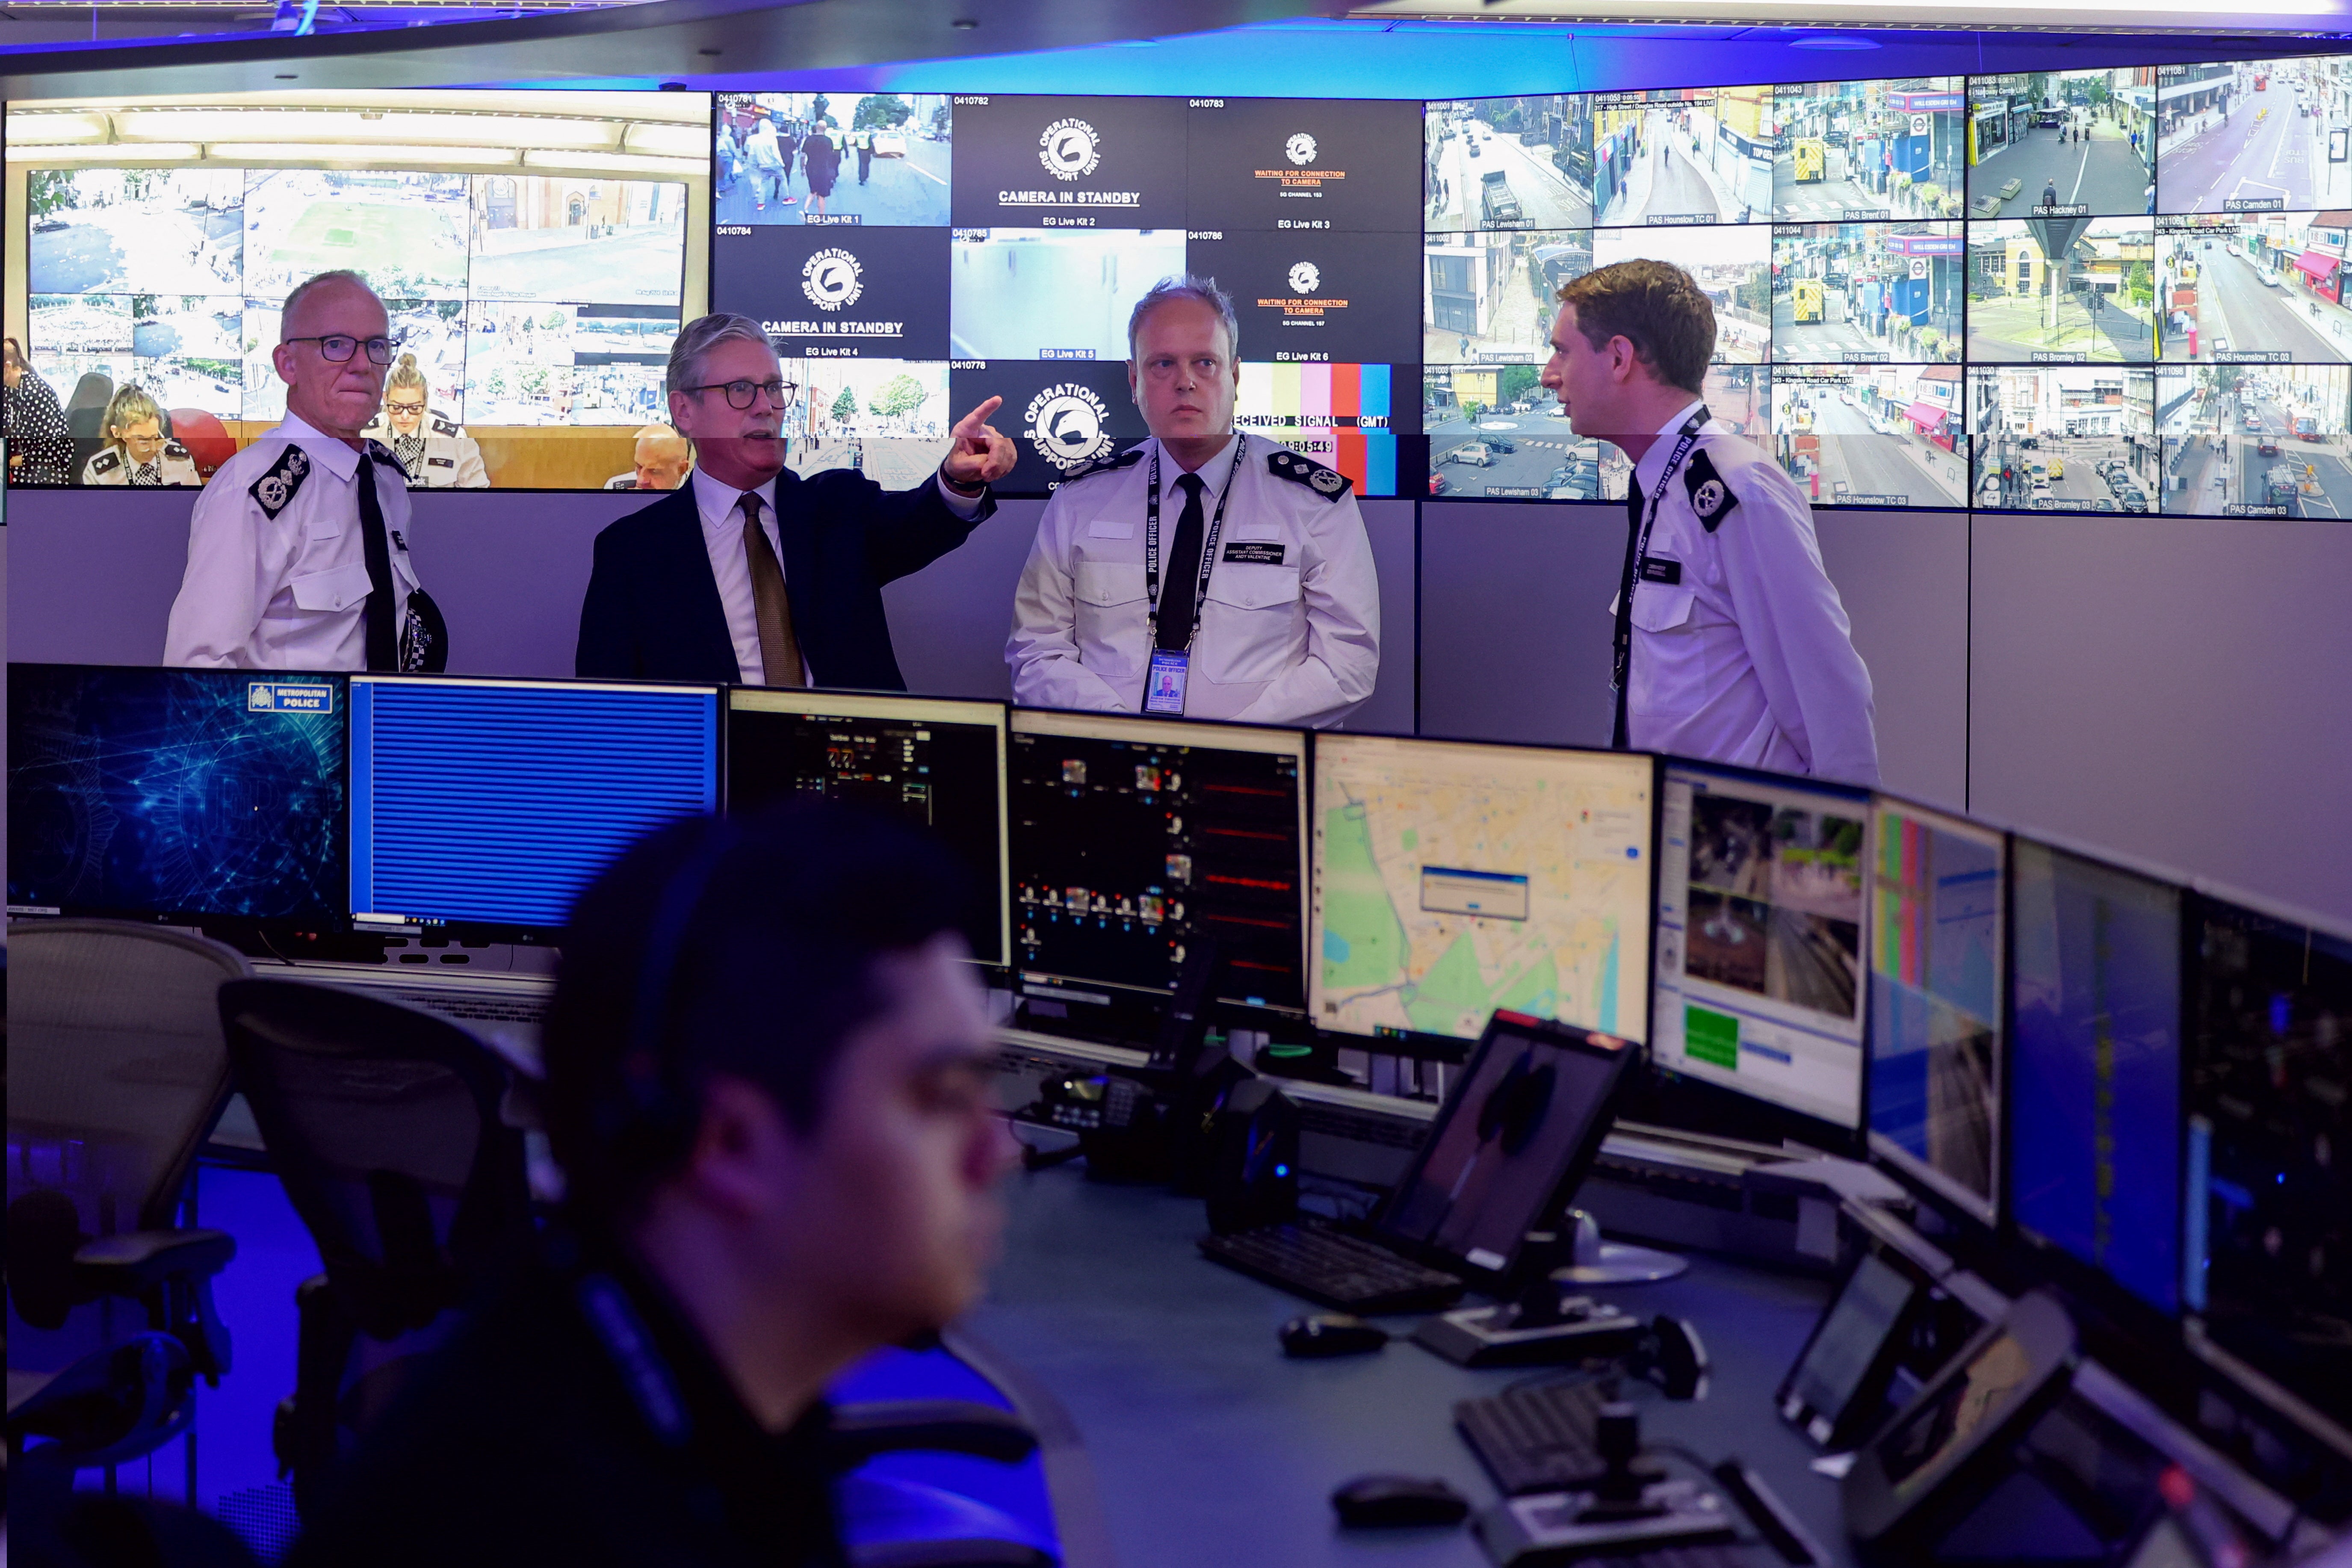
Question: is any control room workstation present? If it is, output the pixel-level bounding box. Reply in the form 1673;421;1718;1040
11;661;2350;1567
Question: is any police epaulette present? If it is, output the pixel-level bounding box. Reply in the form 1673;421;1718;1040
364;438;399;466
251;444;313;519
1060;446;1144;484
164;438;190;460
1267;446;1351;501
1681;448;1740;533
430;413;460;438
89;448;121;476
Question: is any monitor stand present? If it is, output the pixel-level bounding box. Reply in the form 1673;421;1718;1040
1551;1210;1688;1286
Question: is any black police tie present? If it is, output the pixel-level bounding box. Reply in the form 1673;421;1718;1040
355;450;400;673
1611;482;1644;751
1155;471;1208;653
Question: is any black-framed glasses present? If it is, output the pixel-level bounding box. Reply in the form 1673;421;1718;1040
683;378;798;410
284;334;402;366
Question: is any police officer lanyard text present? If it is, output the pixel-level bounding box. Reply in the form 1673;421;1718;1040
1612;407;1710;705
1143;439;1250;653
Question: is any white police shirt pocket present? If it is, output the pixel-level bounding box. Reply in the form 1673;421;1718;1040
285;561;375;616
1073;560;1150;676
1628;583;1703;718
1198;564;1303;685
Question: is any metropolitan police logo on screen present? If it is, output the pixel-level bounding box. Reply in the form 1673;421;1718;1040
1285;133;1318;166
1288;261;1322;295
1039;118;1102;182
801;248;864;312
1025;383;1113;471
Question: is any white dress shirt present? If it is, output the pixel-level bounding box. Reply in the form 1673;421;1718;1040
1615;398;1880;786
164;412;424;670
691;464;984;686
1006;433;1380;728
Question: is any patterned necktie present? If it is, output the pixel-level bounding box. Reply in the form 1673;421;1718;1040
1155;472;1208;653
134;461;159;486
354;450;400;673
395;433;425;479
740;492;805;687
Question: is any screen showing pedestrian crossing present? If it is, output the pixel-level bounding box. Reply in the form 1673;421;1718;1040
3;90;708;491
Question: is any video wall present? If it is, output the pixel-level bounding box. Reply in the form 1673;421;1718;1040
6;56;2351;512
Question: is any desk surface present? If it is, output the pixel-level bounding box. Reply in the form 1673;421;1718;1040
967;1165;1856;1568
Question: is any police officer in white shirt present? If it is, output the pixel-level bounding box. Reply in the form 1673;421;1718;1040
361;351;488;488
1006;275;1380;728
1543;259;1877;786
81;384;200;486
164;269;444;672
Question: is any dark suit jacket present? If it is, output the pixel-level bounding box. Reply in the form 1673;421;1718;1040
575;467;993;690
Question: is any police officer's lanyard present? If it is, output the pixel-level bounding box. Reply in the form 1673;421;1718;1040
1141;439;1248;715
1612;407;1709;721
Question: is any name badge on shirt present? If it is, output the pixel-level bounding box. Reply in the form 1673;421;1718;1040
1222;541;1287;566
1638;556;1683;585
1087;518;1136;539
1143;650;1190;715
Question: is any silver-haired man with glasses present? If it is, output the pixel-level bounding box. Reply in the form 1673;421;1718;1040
575;312;1015;688
165;269;446;672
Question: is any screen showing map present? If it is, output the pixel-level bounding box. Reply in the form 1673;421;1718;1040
1309;735;1653;1050
1652;762;1870;1131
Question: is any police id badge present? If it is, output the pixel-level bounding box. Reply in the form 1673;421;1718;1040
1143;649;1191;715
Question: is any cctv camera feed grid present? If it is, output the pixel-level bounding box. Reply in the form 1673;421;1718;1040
725;691;1009;968
348;678;718;935
1309;735;1652;1051
709;96;1421;499
2185;897;2352;1426
1867;801;2004;1223
8;664;347;924
2009;841;2184;1316
6;92;707;490
1652;765;1869;1132
1008;713;1306;1016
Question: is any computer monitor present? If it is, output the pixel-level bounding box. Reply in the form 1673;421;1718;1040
726;689;1010;969
1651;759;1870;1139
1006;710;1306;1018
1866;798;2004;1224
2009;838;2184;1317
9;664;349;927
348;676;719;938
1309;735;1654;1058
1379;1010;1639;1286
2183;890;2352;1430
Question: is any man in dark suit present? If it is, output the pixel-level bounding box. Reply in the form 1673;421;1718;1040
577;314;1015;689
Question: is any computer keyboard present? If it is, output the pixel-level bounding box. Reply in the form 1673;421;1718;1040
1456;1378;1607;1495
1196;1222;1465;1314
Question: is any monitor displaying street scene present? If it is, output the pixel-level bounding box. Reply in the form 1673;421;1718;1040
1424;97;1594;232
1965;218;2158;363
1773;79;1966;224
714;92;952;227
1423;229;1589;365
1592;87;1774;227
947;228;1189;361
3;90;709;489
2156;213;2352;362
2155;57;2351;216
1594;224;1770;361
1427;363;1767;501
1773;366;1968;508
1966;70;2157;220
1772;222;1965;364
2156;363;2352;517
1967;366;2158;511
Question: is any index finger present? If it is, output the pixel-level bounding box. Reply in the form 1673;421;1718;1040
955;396;1004;430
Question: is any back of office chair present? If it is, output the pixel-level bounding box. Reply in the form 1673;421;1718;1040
218;978;531;1512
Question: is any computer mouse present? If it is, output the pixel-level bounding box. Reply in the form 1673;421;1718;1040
1280;1313;1390;1358
1330;1474;1471;1528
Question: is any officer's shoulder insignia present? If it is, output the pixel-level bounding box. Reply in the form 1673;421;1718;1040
1683;448;1739;533
1267;446;1351;502
164;439;189;460
251;443;311;519
364;438;399;466
89;448;121;476
1060;447;1143;485
430;413;460;437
